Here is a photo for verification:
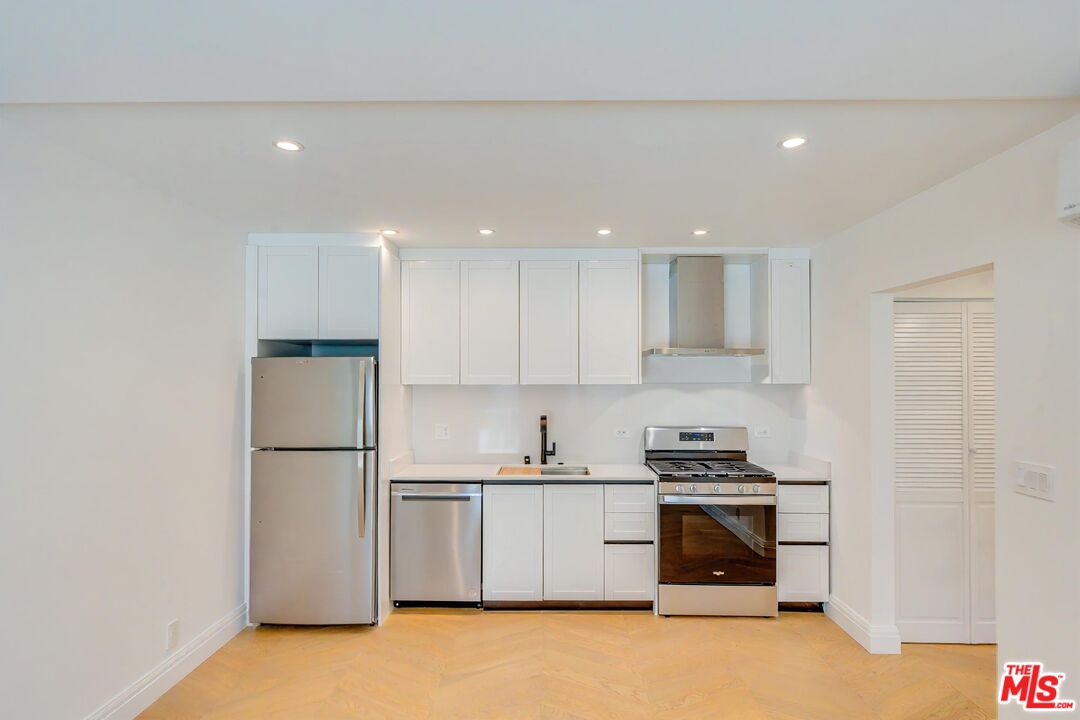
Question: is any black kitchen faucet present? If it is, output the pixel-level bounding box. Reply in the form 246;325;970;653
540;415;557;465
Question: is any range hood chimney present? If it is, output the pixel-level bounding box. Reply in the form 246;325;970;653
646;256;765;357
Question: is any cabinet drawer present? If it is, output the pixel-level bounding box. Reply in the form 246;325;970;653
778;513;829;542
604;544;654;601
778;485;829;514
604;512;654;542
778;545;829;602
604;484;655;513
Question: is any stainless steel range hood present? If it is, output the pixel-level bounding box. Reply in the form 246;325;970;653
645;256;765;357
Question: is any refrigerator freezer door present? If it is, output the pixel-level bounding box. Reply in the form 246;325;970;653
251;356;375;449
251;450;376;624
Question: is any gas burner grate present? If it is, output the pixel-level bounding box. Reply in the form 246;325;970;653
647;459;775;479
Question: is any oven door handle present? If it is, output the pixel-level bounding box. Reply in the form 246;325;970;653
659;495;776;506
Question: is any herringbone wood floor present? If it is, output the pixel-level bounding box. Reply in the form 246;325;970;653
139;609;996;719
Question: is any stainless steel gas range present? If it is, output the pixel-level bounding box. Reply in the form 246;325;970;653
645;426;778;618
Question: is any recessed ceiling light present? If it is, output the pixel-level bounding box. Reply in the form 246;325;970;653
380;229;399;236
479;228;495;236
273;139;304;152
597;228;613;236
693;229;709;236
778;136;807;150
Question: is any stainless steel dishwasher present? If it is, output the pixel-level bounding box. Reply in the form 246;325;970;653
391;483;482;606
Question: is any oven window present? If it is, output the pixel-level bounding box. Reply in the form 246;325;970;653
659;503;776;584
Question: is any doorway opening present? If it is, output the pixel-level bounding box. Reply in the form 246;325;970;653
888;267;996;645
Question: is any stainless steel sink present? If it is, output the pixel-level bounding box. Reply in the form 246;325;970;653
540;466;590;476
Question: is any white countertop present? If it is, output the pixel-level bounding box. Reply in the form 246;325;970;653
391;463;656;483
759;462;830;482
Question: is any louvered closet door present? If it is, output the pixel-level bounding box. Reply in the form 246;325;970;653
893;301;995;644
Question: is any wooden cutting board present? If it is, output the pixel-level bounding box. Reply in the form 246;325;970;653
497;466;541;476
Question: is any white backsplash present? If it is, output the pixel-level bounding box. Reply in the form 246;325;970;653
411;384;803;465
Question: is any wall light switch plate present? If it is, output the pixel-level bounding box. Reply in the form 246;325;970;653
614;428;631;439
753;427;771;438
166;620;179;651
434;424;450;440
1014;461;1054;501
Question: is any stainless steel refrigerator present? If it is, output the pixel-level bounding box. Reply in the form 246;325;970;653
250;356;376;625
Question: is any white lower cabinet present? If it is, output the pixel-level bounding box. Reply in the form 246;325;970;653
778;485;830;514
777;545;829;602
482;482;656;604
604;544;654;601
482;485;544;601
604;512;654;542
778;513;829;543
543;484;605;600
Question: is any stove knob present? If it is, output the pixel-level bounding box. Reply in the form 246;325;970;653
675;485;684;493
753;484;762;494
713;484;722;493
738;484;747;494
689;484;698;493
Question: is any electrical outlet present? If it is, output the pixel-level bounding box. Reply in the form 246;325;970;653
165;620;179;651
614;428;631;439
434;424;450;440
753;427;772;439
1014;461;1054;501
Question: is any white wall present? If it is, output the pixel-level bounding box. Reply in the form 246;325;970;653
377;241;412;621
0;113;246;719
412;384;799;465
799;116;1079;695
892;267;994;298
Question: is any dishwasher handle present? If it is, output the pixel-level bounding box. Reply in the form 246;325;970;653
398;492;480;502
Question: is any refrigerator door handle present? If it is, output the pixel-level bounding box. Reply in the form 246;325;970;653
360;359;377;449
357;454;368;538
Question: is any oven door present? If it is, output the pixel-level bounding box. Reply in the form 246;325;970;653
658;495;776;585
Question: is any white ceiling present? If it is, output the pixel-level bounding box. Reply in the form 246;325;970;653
2;0;1078;104
11;100;1078;247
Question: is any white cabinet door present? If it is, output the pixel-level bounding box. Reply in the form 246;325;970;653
777;545;829;602
483;485;544;601
543;484;604;600
604;544;654;601
579;260;639;384
520;261;578;384
401;260;460;384
318;246;380;340
769;258;811;384
460;261;519;384
258;246;319;339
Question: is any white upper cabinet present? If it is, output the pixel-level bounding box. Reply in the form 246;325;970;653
579;260;639;384
318;246;380;340
520;260;579;384
402;260;460;384
258;246;319;340
460;261;519;384
769;257;811;384
258;244;380;341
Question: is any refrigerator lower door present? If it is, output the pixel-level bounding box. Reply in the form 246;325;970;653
251;450;376;624
251;356;375;449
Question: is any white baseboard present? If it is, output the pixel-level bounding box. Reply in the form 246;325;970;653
825;595;901;654
85;604;248;720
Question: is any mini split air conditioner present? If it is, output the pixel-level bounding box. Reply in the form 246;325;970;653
1058;138;1080;227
